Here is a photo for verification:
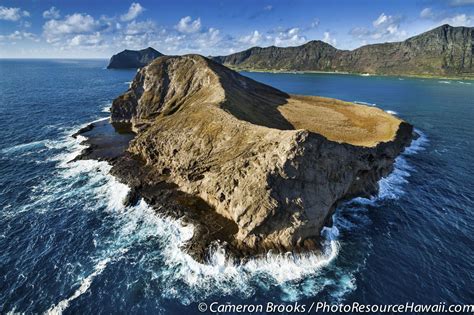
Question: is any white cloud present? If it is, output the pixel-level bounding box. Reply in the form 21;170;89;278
239;30;262;45
418;6;473;26
274;27;307;46
441;14;474;26
114;20;162;50
373;13;388;27
43;13;104;43
124;20;157;35
120;3;144;22
0;6;30;21
420;8;434;19
175;16;202;33
323;31;337;46
69;32;103;47
43;7;61;19
372;13;402;30
263;5;273;11
0;30;38;42
350;13;406;42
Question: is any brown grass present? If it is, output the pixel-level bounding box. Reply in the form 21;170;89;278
278;95;402;147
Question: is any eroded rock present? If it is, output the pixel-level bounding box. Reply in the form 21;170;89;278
110;54;414;256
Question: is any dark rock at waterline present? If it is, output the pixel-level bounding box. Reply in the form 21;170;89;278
123;187;140;207
107;47;164;69
72;123;94;138
70;120;135;162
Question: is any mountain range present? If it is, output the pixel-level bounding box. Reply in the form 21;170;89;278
211;24;474;78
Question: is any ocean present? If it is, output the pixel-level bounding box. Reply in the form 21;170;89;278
0;60;472;314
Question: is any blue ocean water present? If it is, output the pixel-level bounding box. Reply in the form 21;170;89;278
0;60;473;314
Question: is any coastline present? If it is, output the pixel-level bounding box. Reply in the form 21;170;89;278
72;116;412;264
229;66;474;81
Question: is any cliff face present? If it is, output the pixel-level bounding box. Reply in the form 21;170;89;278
111;55;413;253
107;47;163;69
212;24;474;77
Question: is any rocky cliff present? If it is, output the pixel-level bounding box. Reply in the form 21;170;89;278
107;47;163;69
110;54;414;255
212;24;474;77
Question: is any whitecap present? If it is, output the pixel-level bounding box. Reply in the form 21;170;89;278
404;129;428;155
438;80;451;84
351;128;427;205
386;110;398;115
46;258;111;315
1;140;48;154
101;102;111;113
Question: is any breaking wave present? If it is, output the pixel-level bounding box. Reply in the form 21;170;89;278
351;129;427;205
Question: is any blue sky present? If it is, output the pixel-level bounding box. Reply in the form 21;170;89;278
1;0;473;58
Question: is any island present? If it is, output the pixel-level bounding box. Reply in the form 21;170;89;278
212;24;474;78
107;47;163;69
79;55;414;261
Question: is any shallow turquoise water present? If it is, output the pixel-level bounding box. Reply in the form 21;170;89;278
0;60;472;313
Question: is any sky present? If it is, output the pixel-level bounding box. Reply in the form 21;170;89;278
0;0;473;58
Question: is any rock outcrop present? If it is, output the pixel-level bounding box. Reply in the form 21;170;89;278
212;24;474;77
107;47;163;69
110;54;414;255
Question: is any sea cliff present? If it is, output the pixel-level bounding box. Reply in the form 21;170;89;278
107;54;414;260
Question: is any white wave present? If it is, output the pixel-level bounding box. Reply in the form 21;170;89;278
438;80;451;84
353;101;376;107
386;110;398;115
458;81;471;85
46;258;110;315
101;104;111;113
404;129;428;155
1;140;47;154
351;129;427;205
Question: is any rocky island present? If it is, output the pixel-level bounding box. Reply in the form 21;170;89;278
81;55;413;261
212;24;474;78
107;47;163;69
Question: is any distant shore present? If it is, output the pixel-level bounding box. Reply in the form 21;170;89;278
230;66;474;81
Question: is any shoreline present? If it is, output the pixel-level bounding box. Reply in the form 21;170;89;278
231;67;474;81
